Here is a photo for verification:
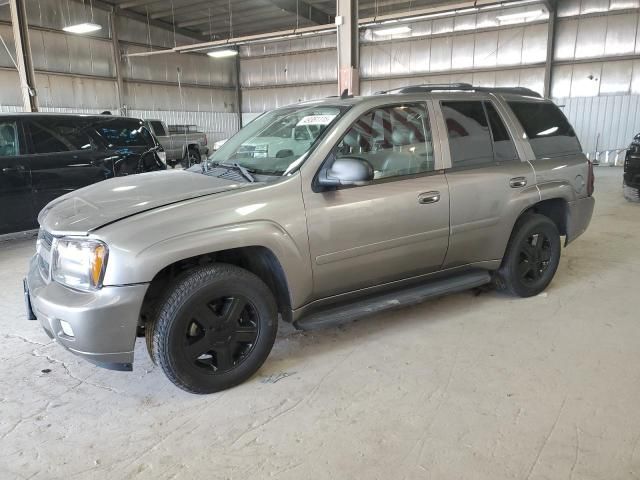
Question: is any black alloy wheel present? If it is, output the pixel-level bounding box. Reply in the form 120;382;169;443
183;294;260;374
496;213;561;297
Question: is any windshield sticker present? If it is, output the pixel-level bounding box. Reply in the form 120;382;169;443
296;115;337;126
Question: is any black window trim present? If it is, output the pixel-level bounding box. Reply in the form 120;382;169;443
313;101;440;192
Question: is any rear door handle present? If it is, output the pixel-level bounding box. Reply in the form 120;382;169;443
509;177;527;188
418;191;440;204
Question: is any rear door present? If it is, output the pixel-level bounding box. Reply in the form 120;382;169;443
506;100;588;200
302;101;450;299
24;116;110;215
434;95;539;268
0;118;35;234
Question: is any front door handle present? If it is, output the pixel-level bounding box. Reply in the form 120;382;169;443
509;177;527;188
418;191;441;204
1;165;25;174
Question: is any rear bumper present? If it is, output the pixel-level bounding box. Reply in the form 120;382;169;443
26;255;148;370
565;196;595;245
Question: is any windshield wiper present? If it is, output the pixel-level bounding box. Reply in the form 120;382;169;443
220;162;256;183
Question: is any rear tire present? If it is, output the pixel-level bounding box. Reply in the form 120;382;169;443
495;214;561;297
149;264;278;394
623;181;640;202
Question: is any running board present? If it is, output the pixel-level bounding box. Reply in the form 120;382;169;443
294;271;491;331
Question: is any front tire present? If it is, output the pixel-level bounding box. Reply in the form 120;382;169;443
149;264;278;394
496;214;561;297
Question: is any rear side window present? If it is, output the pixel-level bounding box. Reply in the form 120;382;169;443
150;121;167;137
485;102;518;162
95;119;154;148
0;121;19;156
26;118;95;154
442;101;494;168
508;101;581;159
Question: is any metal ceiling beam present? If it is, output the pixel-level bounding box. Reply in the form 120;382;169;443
178;5;274;28
117;0;163;9
200;12;302;36
76;0;207;41
150;0;215;19
269;0;333;25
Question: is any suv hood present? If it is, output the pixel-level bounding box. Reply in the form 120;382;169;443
39;170;247;235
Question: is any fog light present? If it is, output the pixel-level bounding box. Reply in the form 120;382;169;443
59;320;75;337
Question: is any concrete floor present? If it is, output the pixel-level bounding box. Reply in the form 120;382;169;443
0;167;638;480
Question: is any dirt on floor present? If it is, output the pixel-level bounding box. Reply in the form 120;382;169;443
0;167;638;480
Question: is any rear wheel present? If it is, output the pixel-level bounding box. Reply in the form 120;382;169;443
148;264;278;394
496;214;561;297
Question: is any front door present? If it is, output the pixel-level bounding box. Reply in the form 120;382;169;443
302;102;450;299
0;119;35;234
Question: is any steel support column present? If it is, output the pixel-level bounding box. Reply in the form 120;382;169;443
543;4;556;99
9;0;37;111
235;53;243;130
336;0;359;95
110;11;126;115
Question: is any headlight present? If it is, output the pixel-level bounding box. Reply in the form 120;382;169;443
52;238;108;291
157;151;167;164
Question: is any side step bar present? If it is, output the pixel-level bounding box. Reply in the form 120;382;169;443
294;270;492;331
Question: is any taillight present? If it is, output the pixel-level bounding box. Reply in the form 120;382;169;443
203;134;208;146
587;160;595;196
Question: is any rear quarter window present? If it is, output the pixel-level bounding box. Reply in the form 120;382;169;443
508;101;581;159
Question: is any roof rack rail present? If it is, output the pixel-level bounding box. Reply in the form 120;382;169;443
377;83;541;98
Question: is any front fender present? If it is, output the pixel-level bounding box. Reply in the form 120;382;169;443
102;220;312;309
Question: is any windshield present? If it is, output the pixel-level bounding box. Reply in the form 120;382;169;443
206;105;348;176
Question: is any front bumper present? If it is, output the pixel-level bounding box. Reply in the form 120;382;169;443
26;255;148;371
565;196;595;245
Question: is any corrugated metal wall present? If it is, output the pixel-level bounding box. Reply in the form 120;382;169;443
0;0;239;141
238;0;640;154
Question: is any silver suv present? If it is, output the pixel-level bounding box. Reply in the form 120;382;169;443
24;84;595;393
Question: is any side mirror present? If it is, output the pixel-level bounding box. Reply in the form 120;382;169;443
317;157;374;188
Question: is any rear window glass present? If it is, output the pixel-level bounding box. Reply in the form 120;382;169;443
508;101;581;159
95;120;154;148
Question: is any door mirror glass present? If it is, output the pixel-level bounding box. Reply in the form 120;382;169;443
318;157;374;187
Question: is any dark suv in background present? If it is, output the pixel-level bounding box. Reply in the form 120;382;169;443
624;134;640;202
0;114;166;235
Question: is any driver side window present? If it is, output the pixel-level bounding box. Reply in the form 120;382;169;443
0;121;19;157
335;103;435;180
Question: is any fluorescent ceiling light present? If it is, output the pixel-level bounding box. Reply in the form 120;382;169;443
207;49;238;58
62;22;102;34
496;9;544;22
372;25;412;36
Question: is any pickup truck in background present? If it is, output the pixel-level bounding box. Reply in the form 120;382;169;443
144;120;209;168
